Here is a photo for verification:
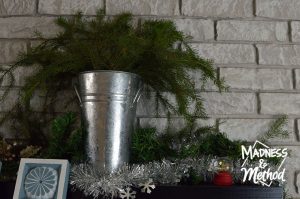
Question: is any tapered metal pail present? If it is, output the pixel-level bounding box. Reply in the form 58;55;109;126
76;71;142;172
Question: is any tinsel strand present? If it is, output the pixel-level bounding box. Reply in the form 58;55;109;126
70;156;235;198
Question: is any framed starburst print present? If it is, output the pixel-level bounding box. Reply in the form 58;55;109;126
13;158;70;199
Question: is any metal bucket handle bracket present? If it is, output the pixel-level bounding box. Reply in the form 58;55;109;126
74;85;82;107
131;85;143;108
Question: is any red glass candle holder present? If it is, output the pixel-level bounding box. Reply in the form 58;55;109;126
213;171;233;186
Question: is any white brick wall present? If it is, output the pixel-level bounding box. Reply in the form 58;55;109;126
202;92;257;115
38;0;104;15
217;20;288;42
181;0;253;17
106;0;179;16
0;0;36;16
220;68;293;90
173;19;214;41
139;118;215;133
0;17;59;38
191;43;256;64
1;0;300;197
0;41;27;64
292;22;300;42
219;119;295;142
256;0;300;19
295;69;300;89
260;93;300;115
0;66;37;86
258;44;300;65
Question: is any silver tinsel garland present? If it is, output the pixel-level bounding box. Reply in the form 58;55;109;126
70;157;244;198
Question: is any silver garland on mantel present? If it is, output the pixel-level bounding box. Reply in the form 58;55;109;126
70;157;244;199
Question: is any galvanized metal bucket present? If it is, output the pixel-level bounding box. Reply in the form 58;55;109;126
75;71;142;172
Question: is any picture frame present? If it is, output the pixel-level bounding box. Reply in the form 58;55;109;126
13;158;70;199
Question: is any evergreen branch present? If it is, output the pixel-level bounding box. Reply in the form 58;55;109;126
259;115;289;143
0;10;226;142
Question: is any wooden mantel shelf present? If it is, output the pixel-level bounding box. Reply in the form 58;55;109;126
0;182;283;199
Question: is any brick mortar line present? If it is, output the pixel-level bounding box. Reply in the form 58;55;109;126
0;65;299;70
0;38;39;41
0;15;37;18
136;115;300;120
215;118;220;131
253;0;257;17
0;15;295;26
3;12;300;22
0;16;292;23
178;0;182;15
187;41;300;45
198;90;300;94
216;64;300;69
100;14;300;22
26;40;31;53
0;14;98;18
219;66;294;70
1;37;53;40
216;67;221;83
293;173;299;194
1;84;299;93
136;117;141;129
288;20;293;42
0;16;57;19
209;114;300;119
214;20;218;41
0;22;299;45
103;0;106;14
1;86;300;94
196;89;300;93
293;69;297;89
256;92;261;114
35;0;39;15
294;119;300;142
4;39;300;45
137;116;300;120
267;142;300;146
4;39;299;45
254;44;259;64
2;14;300;22
219;89;300;93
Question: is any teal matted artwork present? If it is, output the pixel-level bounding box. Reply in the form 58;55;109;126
13;158;70;199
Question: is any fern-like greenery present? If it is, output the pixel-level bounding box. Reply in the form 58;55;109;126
0;10;225;126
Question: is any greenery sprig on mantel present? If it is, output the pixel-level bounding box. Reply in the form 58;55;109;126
131;115;289;164
43;112;85;162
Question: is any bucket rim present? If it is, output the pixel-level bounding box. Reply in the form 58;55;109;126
79;70;141;79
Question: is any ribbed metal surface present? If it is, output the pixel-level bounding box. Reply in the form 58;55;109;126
78;71;142;172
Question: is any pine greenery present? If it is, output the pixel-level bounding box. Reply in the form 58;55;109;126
43;112;85;162
0;10;225;124
131;116;289;163
130;127;176;163
259;115;289;143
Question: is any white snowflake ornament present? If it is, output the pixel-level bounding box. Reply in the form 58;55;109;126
139;179;156;194
24;167;58;199
119;187;136;199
